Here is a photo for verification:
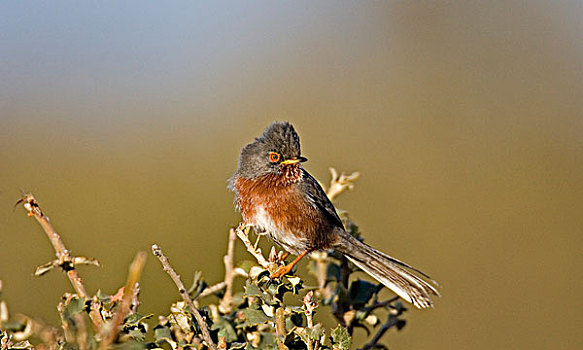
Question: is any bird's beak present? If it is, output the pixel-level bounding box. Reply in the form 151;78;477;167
281;156;308;165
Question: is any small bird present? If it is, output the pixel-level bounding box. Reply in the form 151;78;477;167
229;122;439;308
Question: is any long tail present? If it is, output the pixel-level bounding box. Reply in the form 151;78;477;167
335;230;440;309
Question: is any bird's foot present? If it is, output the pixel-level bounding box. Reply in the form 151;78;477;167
269;250;308;279
271;263;294;279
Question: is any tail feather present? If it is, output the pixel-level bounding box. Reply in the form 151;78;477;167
336;231;440;309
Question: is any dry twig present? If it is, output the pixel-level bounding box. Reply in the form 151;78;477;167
303;291;320;350
16;193;104;329
312;168;360;298
325;168;360;202
235;225;269;268
219;228;237;313
358;304;403;350
275;307;289;350
151;244;217;350
99;251;147;350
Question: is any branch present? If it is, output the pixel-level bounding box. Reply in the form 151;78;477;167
219;228;236;313
303;291;319;350
358;303;405;350
235;225;269;268
99;251;147;349
151;244;217;350
16;193;104;330
325;168;360;201
275;307;289;350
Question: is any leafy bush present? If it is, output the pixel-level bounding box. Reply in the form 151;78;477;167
1;170;409;350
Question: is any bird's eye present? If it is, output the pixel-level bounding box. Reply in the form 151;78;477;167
268;152;280;163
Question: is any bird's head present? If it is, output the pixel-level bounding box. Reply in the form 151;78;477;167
236;121;308;179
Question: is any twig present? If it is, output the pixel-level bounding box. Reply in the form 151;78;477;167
303;291;319;350
199;268;247;299
74;313;88;350
152;244;217;350
199;281;226;298
235;225;269;268
358;307;403;350
366;296;399;312
325;168;360;201
219;228;236;313
275;307;289;350
99;251;147;349
17;193;104;329
310;251;329;299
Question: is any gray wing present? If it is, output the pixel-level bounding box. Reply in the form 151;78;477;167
300;169;344;229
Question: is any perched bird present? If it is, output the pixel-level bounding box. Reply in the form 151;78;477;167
229;122;439;308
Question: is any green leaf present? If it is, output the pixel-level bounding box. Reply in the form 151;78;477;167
244;280;273;304
348;279;378;306
257;332;277;349
286;276;303;294
331;325;351;350
188;271;207;298
153;324;172;342
154;324;178;349
63;297;87;320
211;319;238;343
285;311;305;330
237;260;256;273
241;307;271;327
124;313;153;326
307;323;324;341
326;263;342;282
117;340;147;350
244;281;263;297
231;292;246;308
126;327;146;342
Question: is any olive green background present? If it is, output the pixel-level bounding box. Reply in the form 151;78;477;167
1;2;582;349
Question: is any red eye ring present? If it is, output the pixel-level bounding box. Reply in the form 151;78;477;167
269;152;280;163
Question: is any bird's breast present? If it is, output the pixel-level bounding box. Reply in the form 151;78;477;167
233;172;333;252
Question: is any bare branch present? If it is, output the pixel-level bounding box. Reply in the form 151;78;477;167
275;307;289;350
151;244;217;350
325;168;360;201
358;304;404;350
17;193;104;329
303;291;319;350
199;281;226;298
235;224;269;268
99;251;147;349
219;228;236;313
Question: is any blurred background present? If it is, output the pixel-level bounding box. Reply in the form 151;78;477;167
1;1;582;349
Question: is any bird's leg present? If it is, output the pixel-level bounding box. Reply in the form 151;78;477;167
271;251;309;278
253;235;261;250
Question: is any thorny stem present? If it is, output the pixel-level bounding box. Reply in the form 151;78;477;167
151;244;217;350
17;193;104;330
99;251;147;350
